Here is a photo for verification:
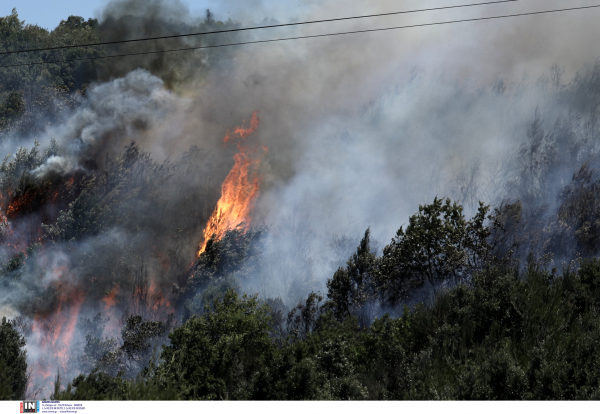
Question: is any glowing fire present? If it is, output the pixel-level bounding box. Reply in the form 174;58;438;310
101;284;122;337
30;285;86;387
148;279;173;313
102;285;120;310
197;112;266;256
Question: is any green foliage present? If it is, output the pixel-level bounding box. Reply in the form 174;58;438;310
51;369;179;400
181;274;240;323
0;317;27;400
0;142;44;193
0;250;25;279
286;292;324;340
0;91;25;127
159;289;274;399
269;311;367;400
325;198;494;317
0;9;101;136
326;229;377;326
455;343;528;400
51;371;127;400
264;258;600;400
359;312;414;399
119;315;173;373
0;9;100;91
31;216;600;401
379;198;491;300
0;359;12;400
43;143;164;242
78;313;173;379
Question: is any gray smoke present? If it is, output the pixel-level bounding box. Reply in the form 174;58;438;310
3;0;600;396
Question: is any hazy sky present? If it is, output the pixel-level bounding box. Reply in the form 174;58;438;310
4;0;600;46
2;0;324;30
3;0;236;30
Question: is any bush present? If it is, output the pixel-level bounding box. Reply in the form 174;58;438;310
159;289;274;399
0;317;27;400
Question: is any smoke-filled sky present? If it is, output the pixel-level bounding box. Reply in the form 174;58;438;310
5;0;600;70
4;0;314;31
4;0;600;273
3;0;231;30
5;0;600;261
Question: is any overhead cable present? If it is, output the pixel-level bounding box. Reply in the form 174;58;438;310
0;0;518;56
3;3;600;69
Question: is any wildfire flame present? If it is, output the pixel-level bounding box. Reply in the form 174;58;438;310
30;284;86;389
100;284;122;337
197;112;266;256
102;285;120;310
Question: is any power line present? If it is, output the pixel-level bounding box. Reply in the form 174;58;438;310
2;3;599;69
0;0;517;56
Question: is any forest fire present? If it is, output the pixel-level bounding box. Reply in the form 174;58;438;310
197;112;267;256
30;286;86;389
0;172;83;258
102;285;120;310
6;193;35;218
4;0;600;402
148;280;173;313
101;285;121;337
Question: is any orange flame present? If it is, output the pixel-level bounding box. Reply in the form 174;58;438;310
55;289;85;365
197;112;266;256
30;285;86;391
224;112;260;143
148;279;173;312
6;193;35;218
102;284;120;310
101;284;121;337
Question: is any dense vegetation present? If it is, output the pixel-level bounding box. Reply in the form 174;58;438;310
0;317;28;400
43;259;600;400
4;7;600;401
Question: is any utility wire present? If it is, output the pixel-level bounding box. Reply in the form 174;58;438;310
0;0;517;56
2;3;599;69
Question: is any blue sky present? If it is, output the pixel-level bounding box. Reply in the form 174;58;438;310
4;0;106;30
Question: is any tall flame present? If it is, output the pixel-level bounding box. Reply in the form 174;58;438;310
197;112;266;256
101;284;121;337
30;284;85;392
